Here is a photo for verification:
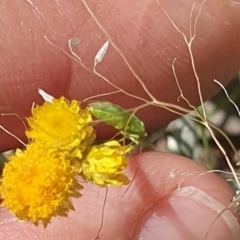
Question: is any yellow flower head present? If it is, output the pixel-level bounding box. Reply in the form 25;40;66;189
81;141;131;187
25;97;96;159
0;144;82;227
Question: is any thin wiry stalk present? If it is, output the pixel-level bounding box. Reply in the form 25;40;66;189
156;1;240;236
94;187;109;240
0;126;27;147
81;0;158;102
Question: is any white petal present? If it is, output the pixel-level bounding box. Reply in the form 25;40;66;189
94;40;110;66
38;89;55;102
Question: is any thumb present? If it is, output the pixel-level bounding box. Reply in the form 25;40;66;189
0;152;239;240
100;152;239;240
131;152;240;240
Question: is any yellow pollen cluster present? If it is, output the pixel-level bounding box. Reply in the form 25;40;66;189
0;94;132;227
26;97;95;159
1;144;82;227
81;141;131;187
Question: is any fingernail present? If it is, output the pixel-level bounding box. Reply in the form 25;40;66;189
133;186;240;240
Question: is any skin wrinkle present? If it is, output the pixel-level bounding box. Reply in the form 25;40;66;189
230;1;240;6
24;0;47;22
160;201;197;240
53;0;64;16
50;0;76;35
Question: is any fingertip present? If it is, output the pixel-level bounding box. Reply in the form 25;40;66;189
132;151;234;201
128;152;239;239
133;186;240;240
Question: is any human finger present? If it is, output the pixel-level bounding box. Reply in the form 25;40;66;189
0;152;238;240
0;0;240;150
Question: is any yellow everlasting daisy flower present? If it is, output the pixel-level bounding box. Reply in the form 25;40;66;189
80;141;132;187
0;144;82;227
26;97;95;159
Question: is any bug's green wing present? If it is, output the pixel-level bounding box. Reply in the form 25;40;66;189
88;101;145;144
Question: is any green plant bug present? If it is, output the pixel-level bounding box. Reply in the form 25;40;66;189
88;101;145;145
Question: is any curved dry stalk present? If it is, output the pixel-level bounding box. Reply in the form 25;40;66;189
156;0;240;186
94;187;109;240
209;122;239;157
44;36;92;74
1;113;28;131
171;58;200;115
172;58;240;188
47;34;194;116
79;0;197;116
172;59;240;187
204;203;233;240
214;79;240;117
179;169;240;240
0;112;29;146
154;1;240;236
156;0;207;120
205;123;240;187
204;190;240;240
0;125;27;147
82;90;121;102
80;0;158;103
92;68;149;104
46;26;194;118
